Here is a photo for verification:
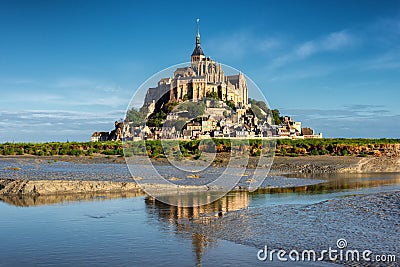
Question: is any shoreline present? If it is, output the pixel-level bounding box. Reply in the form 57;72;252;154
1;154;400;173
1;154;399;198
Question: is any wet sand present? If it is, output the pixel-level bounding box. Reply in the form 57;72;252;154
1;155;399;196
182;190;399;266
2;154;400;173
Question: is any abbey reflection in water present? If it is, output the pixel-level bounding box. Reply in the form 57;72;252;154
144;190;250;267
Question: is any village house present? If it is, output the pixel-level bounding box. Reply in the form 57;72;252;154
91;132;109;142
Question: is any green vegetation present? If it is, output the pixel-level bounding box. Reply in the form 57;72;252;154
248;98;269;113
0;141;123;157
126;106;148;127
206;91;220;100
146;110;166;127
177;101;205;118
225;100;236;110
248;98;283;124
250;104;264;120
1;138;399;158
274;138;400;157
146;101;179;127
271;109;282;124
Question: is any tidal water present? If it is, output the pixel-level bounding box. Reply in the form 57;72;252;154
1;170;399;267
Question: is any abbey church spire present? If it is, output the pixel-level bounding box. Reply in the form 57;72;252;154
196;18;200;46
191;18;205;62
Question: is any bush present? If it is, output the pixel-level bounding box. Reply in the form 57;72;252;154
124;151;133;157
3;147;15;155
68;149;83;157
320;149;329;155
35;150;45;156
102;150;116;155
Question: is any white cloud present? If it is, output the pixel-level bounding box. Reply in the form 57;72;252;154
321;31;354;50
279;104;399;138
0;109;126;142
54;77;94;88
271;30;356;68
268;65;335;82
54;77;122;94
0;76;132;110
205;31;282;60
361;51;400;71
296;41;316;58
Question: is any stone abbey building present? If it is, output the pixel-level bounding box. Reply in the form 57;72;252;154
144;20;248;108
91;20;322;141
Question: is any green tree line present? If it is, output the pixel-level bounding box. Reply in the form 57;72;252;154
1;138;399;158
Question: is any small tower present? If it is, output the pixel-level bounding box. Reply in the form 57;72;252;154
191;18;205;63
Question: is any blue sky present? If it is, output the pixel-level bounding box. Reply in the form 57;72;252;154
0;0;399;142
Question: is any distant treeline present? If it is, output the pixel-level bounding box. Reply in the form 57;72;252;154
0;138;399;158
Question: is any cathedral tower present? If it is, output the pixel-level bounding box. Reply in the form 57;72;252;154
191;19;205;63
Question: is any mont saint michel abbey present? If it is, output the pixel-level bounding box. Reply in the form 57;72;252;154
91;20;322;141
144;21;248;108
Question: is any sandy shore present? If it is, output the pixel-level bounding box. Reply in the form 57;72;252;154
183;190;399;266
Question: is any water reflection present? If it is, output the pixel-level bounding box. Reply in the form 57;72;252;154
145;191;250;266
143;172;400;266
0;190;145;207
258;172;400;194
0;172;399;267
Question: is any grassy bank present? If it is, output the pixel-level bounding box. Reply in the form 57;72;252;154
0;141;123;157
275;138;400;157
0;138;399;158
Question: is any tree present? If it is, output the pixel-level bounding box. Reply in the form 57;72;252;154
146;111;166;127
272;109;283;125
163;101;178;113
206;91;220;100
126;107;147;127
225;100;236;110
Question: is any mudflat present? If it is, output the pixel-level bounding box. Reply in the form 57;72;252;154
1;154;400;173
